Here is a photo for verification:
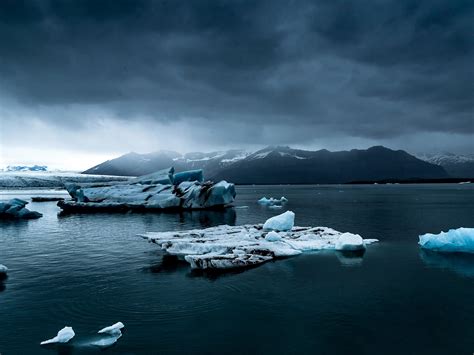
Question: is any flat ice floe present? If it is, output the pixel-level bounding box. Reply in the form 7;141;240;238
419;228;474;253
140;213;378;270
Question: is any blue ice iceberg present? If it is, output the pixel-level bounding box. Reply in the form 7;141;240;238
130;167;174;185
263;211;295;231
59;168;235;212
0;199;43;219
173;169;204;185
418;228;474;253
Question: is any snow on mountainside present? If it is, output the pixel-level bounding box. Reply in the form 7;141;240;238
416;153;474;177
84;146;449;183
83;149;250;177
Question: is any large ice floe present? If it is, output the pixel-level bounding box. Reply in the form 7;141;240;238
58;168;236;212
0;198;42;219
140;211;378;270
419;228;474;253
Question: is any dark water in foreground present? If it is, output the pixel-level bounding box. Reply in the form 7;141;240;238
1;184;473;354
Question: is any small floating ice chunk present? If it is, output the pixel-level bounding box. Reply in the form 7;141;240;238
258;196;288;206
419;228;474;253
265;231;282;242
335;233;366;251
40;326;75;345
98;322;124;335
263;211;295;231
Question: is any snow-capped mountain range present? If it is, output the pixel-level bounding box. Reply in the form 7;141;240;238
416;153;474;177
83;146;460;183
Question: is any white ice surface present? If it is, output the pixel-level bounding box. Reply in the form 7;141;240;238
98;322;124;335
263;211;295;231
265;231;282;242
258;196;288;206
40;327;75;345
335;233;366;251
141;224;378;270
419;228;474;253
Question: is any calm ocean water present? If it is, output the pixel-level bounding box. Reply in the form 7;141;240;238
1;184;473;354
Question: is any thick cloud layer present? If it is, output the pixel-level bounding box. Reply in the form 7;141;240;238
0;0;473;168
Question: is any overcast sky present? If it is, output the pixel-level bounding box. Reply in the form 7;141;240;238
0;0;473;170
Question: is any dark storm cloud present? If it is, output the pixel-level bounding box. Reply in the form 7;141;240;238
0;0;473;145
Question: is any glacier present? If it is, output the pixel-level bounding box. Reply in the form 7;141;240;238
0;171;129;189
140;214;378;270
0;198;43;219
418;228;474;253
58;168;236;212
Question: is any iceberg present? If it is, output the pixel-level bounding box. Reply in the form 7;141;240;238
40;327;75;345
58;168;236;212
265;231;282;242
140;221;378;270
418;228;474;253
0;199;42;219
335;233;366;251
263;211;295;231
90;322;125;348
0;264;7;280
258;196;288;206
129;167;174;185
98;322;124;336
173;169;204;184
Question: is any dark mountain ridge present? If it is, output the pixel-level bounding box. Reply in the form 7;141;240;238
83;146;448;184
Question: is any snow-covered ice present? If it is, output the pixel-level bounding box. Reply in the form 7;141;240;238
98;322;124;336
59;168;236;212
265;231;282;242
419;228;474;253
0;199;43;219
335;233;366;251
40;327;75;345
140;222;378;270
263;211;295;231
